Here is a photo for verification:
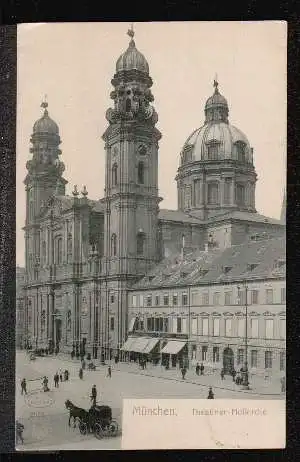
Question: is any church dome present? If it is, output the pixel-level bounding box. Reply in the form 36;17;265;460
116;29;149;74
180;80;253;164
33;102;59;135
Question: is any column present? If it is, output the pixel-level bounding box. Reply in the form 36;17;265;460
231;178;236;205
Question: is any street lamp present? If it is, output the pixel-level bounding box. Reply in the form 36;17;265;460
237;282;250;390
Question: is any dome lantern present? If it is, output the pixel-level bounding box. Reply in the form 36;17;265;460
204;78;229;124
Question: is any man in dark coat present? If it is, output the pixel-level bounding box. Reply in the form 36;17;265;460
207;387;214;399
90;384;97;406
200;363;204;375
21;378;27;395
195;363;200;376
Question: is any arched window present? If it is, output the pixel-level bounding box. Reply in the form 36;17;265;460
137;232;145;256
126;98;131;112
111;234;117;256
139;145;147;156
207;142;219;160
236;142;246;162
138;161;145;184
235;183;245;206
207;182;219;204
112;163;118;186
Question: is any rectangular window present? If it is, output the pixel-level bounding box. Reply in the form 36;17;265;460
202;292;209;306
146;295;152;307
172;318;177;333
281;287;286;303
251;290;259;305
172;293;178;306
225;291;232;305
182;318;187;334
213;318;220;336
155;318;160;331
110;317;115;331
266;289;273;304
237;318;246;338
265;319;274;339
265;350;272;369
191;292;198;306
213;346;220;363
192;318;198;335
207;144;218;160
164;318;169;332
250;350;258;368
280;351;285;371
251;318;259;338
225;319;232;337
155;295;160;306
237;348;244;365
110;294;115;304
202;346;208;361
163;294;169;306
182;293;188;306
177;317;182;333
279;319;285;339
132;295;137;307
202;318;209;336
147;318;152;331
237;289;245;305
213;292;220;305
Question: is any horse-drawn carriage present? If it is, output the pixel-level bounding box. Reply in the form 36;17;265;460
65;400;119;439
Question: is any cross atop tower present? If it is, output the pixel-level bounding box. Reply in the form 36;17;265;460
127;23;134;39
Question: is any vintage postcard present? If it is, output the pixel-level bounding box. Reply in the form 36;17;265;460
16;21;286;450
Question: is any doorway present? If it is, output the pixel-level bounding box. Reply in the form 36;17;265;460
223;347;234;374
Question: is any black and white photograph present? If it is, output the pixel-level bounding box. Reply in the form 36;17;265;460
15;22;286;450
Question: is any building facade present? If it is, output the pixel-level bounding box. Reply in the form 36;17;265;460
21;29;285;361
127;236;286;376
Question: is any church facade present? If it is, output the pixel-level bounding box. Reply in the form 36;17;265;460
22;30;285;360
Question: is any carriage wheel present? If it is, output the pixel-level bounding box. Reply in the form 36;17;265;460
94;423;104;439
79;421;88;435
109;420;119;436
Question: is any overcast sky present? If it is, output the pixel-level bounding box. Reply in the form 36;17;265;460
16;21;286;266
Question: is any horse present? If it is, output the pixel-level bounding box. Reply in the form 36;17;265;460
65;399;89;428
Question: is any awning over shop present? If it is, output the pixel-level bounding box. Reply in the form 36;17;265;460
142;338;160;354
130;337;151;353
128;317;137;332
161;340;187;355
120;337;137;351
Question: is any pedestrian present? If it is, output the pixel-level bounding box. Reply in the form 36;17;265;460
79;368;83;380
107;366;112;378
21;378;27;395
59;368;63;382
90;384;97;406
16;420;24;444
200;363;204;375
82;359;86;370
181;367;187;380
42;376;49;392
71;350;75;360
207;387;214;399
231;369;236;383
195;363;200;376
220;369;225;380
54;373;59;388
64;370;69;381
